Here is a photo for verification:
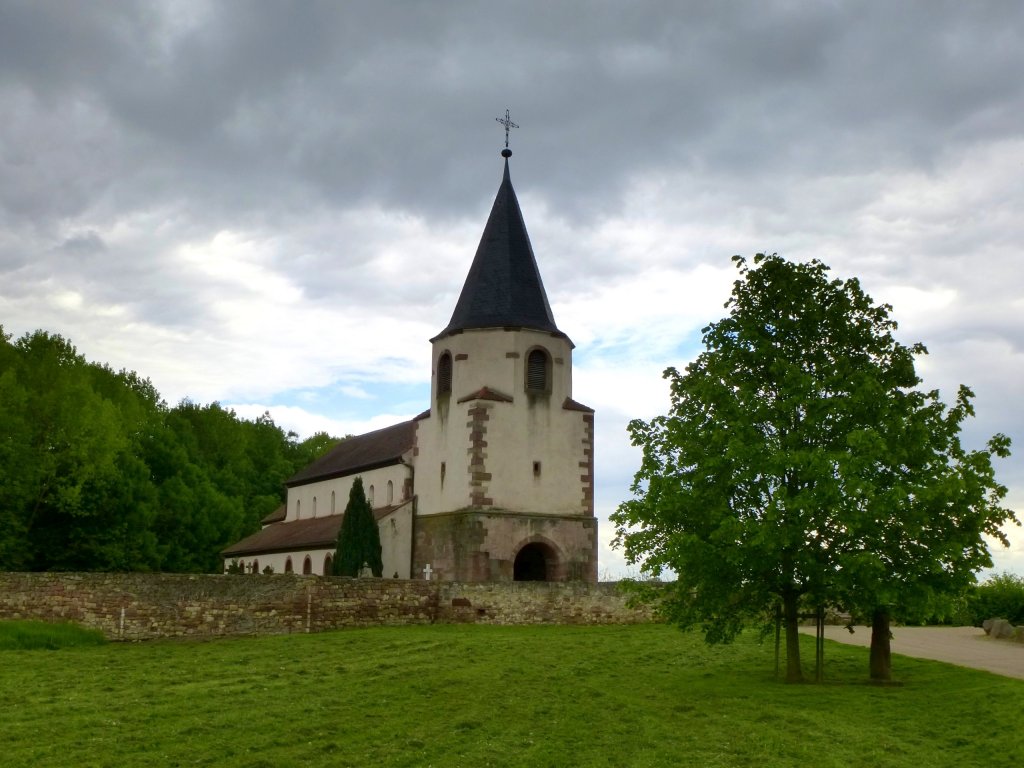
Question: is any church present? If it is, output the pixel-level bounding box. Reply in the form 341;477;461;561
223;142;597;583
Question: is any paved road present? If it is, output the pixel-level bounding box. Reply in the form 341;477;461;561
802;625;1024;680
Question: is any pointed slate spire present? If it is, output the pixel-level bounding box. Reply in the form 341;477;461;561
434;153;562;341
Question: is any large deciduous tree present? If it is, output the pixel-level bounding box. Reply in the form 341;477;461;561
333;477;383;577
837;385;1013;680
0;325;332;574
612;253;1015;682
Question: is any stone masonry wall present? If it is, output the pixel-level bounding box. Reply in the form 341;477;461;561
0;573;655;641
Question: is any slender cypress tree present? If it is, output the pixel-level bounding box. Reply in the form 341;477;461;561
333;477;383;577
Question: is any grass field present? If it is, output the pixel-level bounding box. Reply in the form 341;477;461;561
0;619;107;650
2;622;1021;767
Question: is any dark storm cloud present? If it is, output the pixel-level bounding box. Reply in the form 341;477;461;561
3;0;1021;234
0;1;1020;343
59;231;107;254
3;0;1022;326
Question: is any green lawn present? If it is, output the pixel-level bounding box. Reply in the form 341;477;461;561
0;619;106;650
1;623;1020;767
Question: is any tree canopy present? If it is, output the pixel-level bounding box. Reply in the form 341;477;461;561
611;254;1016;682
333;477;383;578
0;327;340;573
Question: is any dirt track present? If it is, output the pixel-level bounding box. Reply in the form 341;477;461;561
802;625;1024;680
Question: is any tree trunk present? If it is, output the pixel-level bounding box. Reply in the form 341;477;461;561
869;607;892;682
783;590;803;683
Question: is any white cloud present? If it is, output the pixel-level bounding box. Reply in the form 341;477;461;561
227;403;418;443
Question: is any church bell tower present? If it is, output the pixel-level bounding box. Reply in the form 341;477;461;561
412;128;597;583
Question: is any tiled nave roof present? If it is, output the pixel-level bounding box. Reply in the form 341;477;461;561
222;501;411;558
285;420;416;487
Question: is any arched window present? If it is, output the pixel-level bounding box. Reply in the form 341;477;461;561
324;554;333;575
368;484;375;506
303;556;312;575
386;480;394;505
437;352;453;396
331;490;336;515
526;347;551;393
312;496;317;518
285;557;293;574
252;559;259;574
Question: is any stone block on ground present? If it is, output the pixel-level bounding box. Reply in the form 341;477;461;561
988;619;1015;640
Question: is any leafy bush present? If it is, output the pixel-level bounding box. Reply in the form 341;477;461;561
967;572;1024;626
0;620;107;650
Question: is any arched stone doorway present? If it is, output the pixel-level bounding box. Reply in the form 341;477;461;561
513;542;557;581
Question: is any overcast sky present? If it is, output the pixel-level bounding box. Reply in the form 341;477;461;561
2;1;1022;578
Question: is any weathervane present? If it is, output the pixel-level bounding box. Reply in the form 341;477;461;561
495;108;518;155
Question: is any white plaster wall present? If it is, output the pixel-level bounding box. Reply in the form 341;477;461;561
431;328;573;403
414;409;471;513
228;501;412;579
417;328;589;517
379;504;414;579
227;465;415;578
482;399;588;515
229;549;335;576
286;464;411;523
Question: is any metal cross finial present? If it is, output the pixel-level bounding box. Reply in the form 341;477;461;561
496;108;519;149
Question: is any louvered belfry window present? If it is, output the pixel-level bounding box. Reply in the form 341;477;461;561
438;352;453;396
526;348;550;393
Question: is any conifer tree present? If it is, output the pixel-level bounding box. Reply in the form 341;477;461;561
333;477;383;577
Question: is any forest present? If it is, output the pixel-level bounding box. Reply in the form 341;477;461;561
0;327;338;573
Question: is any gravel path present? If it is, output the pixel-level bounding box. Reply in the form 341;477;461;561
802;625;1024;680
